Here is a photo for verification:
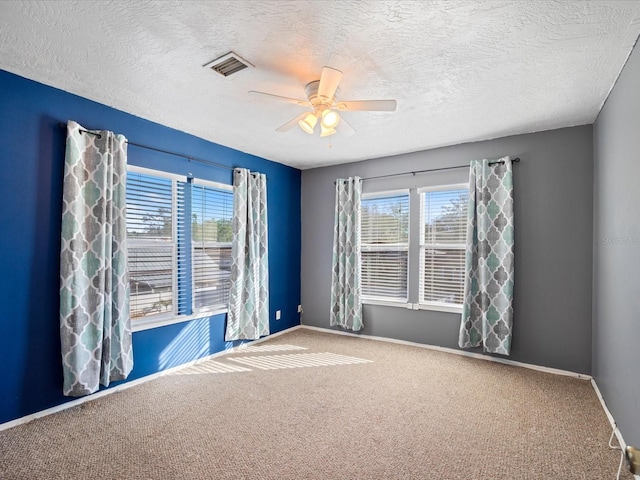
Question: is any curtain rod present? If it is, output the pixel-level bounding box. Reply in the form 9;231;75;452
333;157;520;184
360;157;520;182
58;122;234;172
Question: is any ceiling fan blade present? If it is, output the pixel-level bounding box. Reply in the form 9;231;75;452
338;114;356;137
276;112;310;132
335;100;397;112
249;91;310;107
317;67;343;101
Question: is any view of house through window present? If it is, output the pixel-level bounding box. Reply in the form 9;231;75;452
126;170;176;320
191;182;233;310
361;192;410;301
360;184;469;310
420;187;469;307
125;167;233;324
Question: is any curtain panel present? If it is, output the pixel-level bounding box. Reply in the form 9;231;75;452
225;168;269;341
458;157;515;355
330;177;363;331
59;120;133;396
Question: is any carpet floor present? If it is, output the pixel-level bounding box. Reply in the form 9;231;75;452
0;328;630;479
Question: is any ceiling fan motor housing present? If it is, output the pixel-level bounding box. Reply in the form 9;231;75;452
305;80;338;108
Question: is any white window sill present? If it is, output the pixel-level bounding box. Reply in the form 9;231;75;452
416;302;463;314
362;298;462;314
362;298;409;308
132;307;228;332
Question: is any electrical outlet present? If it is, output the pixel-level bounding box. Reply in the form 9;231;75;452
275;310;281;320
297;304;303;313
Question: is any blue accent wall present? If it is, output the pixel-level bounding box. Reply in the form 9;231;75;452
0;69;301;425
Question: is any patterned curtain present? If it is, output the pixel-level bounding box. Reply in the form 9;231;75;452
59;121;133;396
225;168;269;341
458;157;515;355
330;177;363;331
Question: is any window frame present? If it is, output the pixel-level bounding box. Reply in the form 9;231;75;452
126;165;233;332
417;183;469;313
360;189;411;305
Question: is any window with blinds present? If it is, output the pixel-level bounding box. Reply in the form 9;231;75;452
191;182;233;311
126;170;178;320
361;192;409;301
125;167;234;325
420;187;469;306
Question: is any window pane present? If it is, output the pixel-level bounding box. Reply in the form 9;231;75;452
421;248;465;304
193;246;231;308
420;188;468;307
126;173;173;240
192;184;233;310
362;250;408;300
362;195;409;244
129;244;174;318
361;193;409;301
126;171;175;320
423;190;468;245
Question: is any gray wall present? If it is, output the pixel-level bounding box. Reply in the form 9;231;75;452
302;126;594;374
593;39;640;445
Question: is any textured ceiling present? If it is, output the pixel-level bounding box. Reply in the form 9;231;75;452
1;1;640;169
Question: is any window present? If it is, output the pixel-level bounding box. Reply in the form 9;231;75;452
191;181;233;311
126;170;178;320
419;186;468;308
125;166;233;326
361;192;409;301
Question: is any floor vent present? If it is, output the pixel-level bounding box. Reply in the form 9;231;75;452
204;52;254;77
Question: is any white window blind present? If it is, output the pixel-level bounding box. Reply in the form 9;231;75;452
420;187;469;306
191;183;233;311
361;193;409;301
126;171;177;320
125;168;234;327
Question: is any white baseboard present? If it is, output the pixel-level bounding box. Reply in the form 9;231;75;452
300;324;591;380
0;325;301;432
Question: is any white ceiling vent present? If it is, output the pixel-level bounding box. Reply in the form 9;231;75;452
204;52;254;77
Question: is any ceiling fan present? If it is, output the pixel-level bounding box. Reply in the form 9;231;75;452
249;67;397;137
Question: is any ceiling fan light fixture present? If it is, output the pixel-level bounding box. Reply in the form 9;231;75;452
299;113;317;134
254;65;396;137
321;109;340;129
320;123;337;137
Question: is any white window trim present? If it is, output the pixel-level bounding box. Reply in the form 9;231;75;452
131;307;228;332
417;183;469;194
416;302;463;314
360;298;462;314
192;177;232;192
362;188;410;200
362;298;409;308
128;164;187;182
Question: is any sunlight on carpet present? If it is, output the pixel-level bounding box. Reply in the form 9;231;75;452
170;361;252;375
227;352;373;370
231;343;308;353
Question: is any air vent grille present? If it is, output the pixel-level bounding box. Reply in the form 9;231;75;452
204;52;253;77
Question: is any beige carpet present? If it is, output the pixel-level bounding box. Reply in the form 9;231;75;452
0;328;630;479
